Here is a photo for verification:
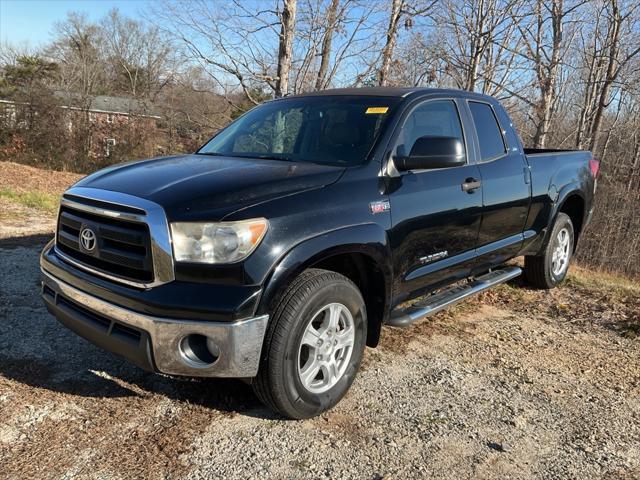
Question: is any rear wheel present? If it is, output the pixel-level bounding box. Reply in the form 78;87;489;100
253;269;367;419
524;212;574;289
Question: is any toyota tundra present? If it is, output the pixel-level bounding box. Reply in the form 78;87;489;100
41;87;598;418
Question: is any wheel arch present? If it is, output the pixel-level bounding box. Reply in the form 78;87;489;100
557;192;585;247
547;185;586;251
256;224;393;347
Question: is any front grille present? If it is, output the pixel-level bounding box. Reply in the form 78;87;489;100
56;204;154;283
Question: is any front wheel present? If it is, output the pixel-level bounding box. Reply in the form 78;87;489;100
252;269;367;419
524;212;574;289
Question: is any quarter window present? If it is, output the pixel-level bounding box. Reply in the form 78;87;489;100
395;100;464;160
468;101;506;161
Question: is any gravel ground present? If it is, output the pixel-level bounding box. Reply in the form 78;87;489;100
1;211;639;479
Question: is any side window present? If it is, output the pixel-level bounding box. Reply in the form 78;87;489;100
468;101;506;161
396;100;464;159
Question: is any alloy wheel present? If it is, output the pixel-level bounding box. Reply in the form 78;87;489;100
297;303;355;394
551;227;571;277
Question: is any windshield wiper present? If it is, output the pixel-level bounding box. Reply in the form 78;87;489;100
196;152;296;162
253;154;295;162
195;151;225;156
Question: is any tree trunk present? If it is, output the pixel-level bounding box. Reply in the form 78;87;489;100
532;0;563;148
627;135;640;192
588;0;621;154
464;0;486;91
315;0;340;91
378;0;403;87
275;0;298;98
575;5;606;150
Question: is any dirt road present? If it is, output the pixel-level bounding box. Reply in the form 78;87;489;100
1;210;639;479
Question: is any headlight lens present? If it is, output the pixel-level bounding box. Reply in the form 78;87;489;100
170;218;268;264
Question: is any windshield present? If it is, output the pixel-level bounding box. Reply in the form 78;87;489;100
198;96;400;166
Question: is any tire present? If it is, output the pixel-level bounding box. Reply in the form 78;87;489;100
524;212;574;289
252;268;367;419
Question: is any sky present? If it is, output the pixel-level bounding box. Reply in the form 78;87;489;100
0;0;150;47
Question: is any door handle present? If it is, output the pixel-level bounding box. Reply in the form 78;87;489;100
461;178;482;193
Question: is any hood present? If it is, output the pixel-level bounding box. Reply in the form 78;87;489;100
75;154;345;220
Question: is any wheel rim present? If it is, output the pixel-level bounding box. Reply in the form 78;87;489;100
297;303;355;394
551;227;571;277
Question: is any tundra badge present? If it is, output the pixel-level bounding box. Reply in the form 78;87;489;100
420;251;449;264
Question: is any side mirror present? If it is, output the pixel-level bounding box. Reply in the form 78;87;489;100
395;136;466;171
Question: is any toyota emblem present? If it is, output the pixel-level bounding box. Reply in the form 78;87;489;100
80;227;97;252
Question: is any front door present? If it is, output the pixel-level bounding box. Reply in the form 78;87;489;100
388;99;482;303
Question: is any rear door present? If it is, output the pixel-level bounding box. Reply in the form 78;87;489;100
466;100;530;271
388;98;483;302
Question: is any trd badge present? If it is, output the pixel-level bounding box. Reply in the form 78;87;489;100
369;200;390;214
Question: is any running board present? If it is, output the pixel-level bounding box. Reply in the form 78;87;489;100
386;266;522;328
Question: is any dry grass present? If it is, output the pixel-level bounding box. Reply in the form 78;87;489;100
0;161;82;196
0;161;82;217
568;264;640;293
476;270;640;339
0;188;59;214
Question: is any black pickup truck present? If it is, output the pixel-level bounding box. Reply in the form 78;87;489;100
41;87;598;418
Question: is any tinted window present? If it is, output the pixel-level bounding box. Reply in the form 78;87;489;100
469;101;506;161
198;96;400;166
395;100;464;159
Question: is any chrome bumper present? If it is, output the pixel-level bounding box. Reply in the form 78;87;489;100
41;269;268;378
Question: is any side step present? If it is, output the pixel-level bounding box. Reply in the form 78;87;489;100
386;266;522;328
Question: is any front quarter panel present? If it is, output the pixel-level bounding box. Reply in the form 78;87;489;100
255;223;393;315
223;164;391;288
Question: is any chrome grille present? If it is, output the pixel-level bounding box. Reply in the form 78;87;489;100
54;187;175;289
56;205;154;282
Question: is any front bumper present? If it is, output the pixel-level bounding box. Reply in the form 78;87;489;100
41;268;269;377
41;241;262;322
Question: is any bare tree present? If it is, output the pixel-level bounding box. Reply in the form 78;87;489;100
516;0;586;147
153;1;301;103
378;0;403;86
587;0;640;153
101;9;175;100
377;0;435;86
293;0;380;91
315;0;340;90
384;32;440;86
46;13;107;167
575;0;640;153
434;0;525;94
275;0;298;97
48;12;105;98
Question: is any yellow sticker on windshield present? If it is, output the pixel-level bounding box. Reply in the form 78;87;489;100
365;107;389;114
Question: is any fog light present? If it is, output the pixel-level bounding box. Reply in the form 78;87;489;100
179;334;220;367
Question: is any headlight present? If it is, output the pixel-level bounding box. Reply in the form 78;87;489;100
170;218;268;264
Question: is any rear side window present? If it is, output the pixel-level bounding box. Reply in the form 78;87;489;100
469;101;506;161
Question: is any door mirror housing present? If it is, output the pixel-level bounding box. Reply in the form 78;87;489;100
395;136;466;171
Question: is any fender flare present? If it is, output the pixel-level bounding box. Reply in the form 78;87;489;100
539;182;586;252
255;223;393;346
